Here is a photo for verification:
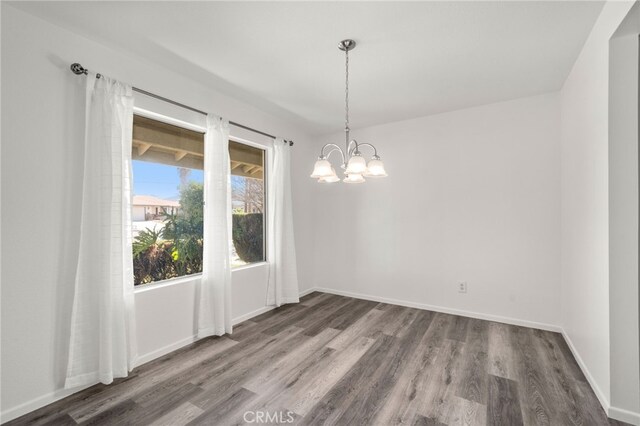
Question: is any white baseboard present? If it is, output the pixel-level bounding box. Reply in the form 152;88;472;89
561;330;640;425
560;330;611;416
136;292;317;367
313;286;562;332
134;335;199;367
232;305;275;325
0;384;93;424
608;406;640;425
0;288;316;424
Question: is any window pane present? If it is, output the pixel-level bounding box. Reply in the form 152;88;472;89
230;141;265;267
132;115;204;286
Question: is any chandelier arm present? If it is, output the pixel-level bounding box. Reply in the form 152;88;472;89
352;142;378;157
320;143;346;164
324;148;346;165
347;139;359;156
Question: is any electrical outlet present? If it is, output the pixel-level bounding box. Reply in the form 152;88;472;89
458;281;467;293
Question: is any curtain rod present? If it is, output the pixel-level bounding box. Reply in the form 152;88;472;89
70;63;294;146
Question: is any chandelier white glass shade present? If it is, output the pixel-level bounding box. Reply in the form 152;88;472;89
310;39;387;184
319;167;340;183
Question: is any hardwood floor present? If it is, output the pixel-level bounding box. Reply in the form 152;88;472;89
6;292;628;426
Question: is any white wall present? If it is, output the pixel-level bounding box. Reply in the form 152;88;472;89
0;5;316;421
134;264;274;364
559;1;638;422
3;1;638;424
608;3;640;420
309;93;562;329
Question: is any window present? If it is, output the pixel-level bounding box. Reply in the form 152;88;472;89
131;115;205;286
131;115;266;286
230;141;266;267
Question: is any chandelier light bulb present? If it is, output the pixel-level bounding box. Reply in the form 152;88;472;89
310;158;333;178
319;167;340;183
343;173;365;184
364;158;388;177
345;154;367;174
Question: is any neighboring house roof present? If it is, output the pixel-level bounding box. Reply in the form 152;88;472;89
133;195;180;207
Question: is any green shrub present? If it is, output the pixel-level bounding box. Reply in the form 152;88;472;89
232;213;264;262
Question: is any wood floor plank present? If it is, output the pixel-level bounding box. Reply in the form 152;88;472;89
243;327;340;394
299;292;334;307
214;345;336;426
186;387;257;425
123;383;204;425
488;322;517;381
302;298;377;336
548;332;588;384
190;327;308;409
78;399;139;426
271;336;376;417
300;335;396;425
299;291;323;304
532;329;599;425
325;308;384;350
262;295;348;336
292;295;354;330
325;298;380;330
148;402;204;426
381;306;422;338
66;337;238;423
373;313;451;425
510;326;558;426
487;375;524;426
455;319;489;405
331;310;436;425
7;292;623;426
575;380;627;426
229;305;308;341
447;314;470;342
447;396;487;426
37;413;77;426
417;338;465;423
375;302;394;311
412;415;447;426
364;303;416;339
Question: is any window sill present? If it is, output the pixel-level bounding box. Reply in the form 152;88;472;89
232;261;268;272
133;262;269;294
134;274;202;294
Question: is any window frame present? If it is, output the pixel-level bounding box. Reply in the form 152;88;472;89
131;112;206;287
229;135;269;268
130;106;270;292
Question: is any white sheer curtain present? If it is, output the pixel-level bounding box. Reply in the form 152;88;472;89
66;74;137;388
197;114;233;338
266;138;300;307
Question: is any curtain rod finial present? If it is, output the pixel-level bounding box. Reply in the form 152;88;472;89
70;63;87;75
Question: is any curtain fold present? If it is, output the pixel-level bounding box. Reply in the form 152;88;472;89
66;74;137;388
197;114;233;337
267;138;300;307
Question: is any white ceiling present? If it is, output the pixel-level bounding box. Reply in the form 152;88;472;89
12;1;604;135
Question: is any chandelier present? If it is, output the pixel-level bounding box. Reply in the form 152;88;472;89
311;39;388;184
